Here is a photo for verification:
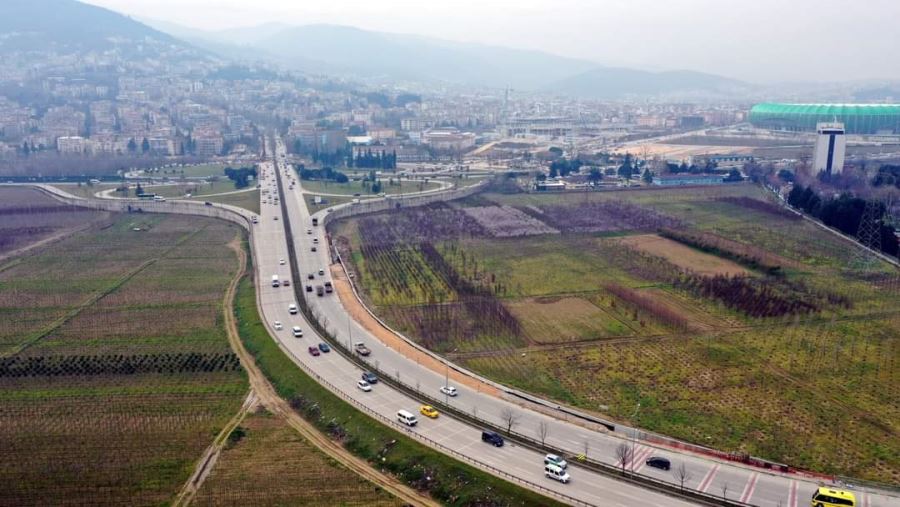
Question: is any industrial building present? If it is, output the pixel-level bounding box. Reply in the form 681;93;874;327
749;103;900;135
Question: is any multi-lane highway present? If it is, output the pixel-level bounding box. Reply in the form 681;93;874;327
35;140;899;506
252;139;900;507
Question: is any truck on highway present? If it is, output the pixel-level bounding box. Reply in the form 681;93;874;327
271;275;280;287
354;342;371;356
324;281;333;293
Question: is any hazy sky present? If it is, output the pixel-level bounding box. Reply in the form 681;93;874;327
84;0;900;83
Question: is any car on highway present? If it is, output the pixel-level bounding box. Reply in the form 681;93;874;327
308;346;320;357
308;273;315;280
273;321;283;330
279;258;285;265
313;238;319;244
544;464;570;484
397;409;418;426
354;342;371;356
812;487;856;507
282;279;290;287
288;303;298;314
481;430;504;447
361;372;378;384
544;454;568;469
419;405;439;419
306;284;313;292
292;326;303;338
318;342;330;353
311;246;317;252
318;268;325;275
356;380;372;392
307;228;312;234
274;216;278;220
645;457;671;471
440;385;458;397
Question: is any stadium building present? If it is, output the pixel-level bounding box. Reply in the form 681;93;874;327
749;103;900;135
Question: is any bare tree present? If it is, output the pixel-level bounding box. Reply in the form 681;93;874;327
536;421;550;446
615;443;631;473
672;462;692;492
501;408;519;435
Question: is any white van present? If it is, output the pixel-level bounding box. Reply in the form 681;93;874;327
288;303;298;314
397;409;418;426
544;464;570;484
292;326;303;338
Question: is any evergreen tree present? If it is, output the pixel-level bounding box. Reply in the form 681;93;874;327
141;138;150;154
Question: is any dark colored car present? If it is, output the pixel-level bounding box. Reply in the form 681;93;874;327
282;279;290;287
646;457;671;471
318;342;331;353
204;201;212;206
308;273;315;280
362;372;378;384
306;284;313;292
308;346;320;357
481;431;504;447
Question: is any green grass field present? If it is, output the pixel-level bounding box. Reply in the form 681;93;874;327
190;189;260;214
300;179;443;196
0;210;249;505
334;184;900;483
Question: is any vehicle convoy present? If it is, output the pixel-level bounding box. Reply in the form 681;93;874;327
271;274;279;287
811;487;856;507
354;342;371;356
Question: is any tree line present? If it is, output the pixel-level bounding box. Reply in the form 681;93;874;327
349;149;397;169
295;165;349;183
224;166;257;188
787;184;899;257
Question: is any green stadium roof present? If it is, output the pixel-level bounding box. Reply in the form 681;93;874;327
749;103;900;134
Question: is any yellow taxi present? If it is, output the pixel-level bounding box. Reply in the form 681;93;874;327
419;405;439;419
811;486;856;507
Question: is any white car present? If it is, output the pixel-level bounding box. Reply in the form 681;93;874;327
318;268;325;275
279;258;286;265
357;380;372;392
273;321;283;330
288;303;298;314
292;326;303;338
440;385;458;397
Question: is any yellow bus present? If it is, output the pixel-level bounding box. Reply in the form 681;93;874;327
811;487;856;507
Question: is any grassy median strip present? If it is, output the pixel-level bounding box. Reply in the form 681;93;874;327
234;274;564;507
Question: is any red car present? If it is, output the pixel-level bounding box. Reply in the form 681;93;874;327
308;346;321;357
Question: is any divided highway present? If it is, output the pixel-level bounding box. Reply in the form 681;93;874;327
26;143;899;506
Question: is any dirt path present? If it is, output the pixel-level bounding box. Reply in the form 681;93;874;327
330;263;502;397
180;235;436;507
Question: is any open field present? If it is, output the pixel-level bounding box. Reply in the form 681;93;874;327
148;181;237;198
332;183;900;482
46;182;120;199
177;163;228;178
189;189;260;214
0;210;249;505
0;187;113;260
193;408;400;506
300;178;443;196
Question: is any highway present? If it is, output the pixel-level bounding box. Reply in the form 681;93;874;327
33;141;899;506
253;139;900;507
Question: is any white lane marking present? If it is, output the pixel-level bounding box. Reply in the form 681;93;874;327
739;472;759;504
630;447;657;473
788;479;798;507
697;464;720;493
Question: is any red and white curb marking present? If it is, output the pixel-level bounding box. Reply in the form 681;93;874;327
739;473;759;504
788;480;798;507
697;464;720;493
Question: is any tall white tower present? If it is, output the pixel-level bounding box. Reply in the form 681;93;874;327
813;122;846;175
